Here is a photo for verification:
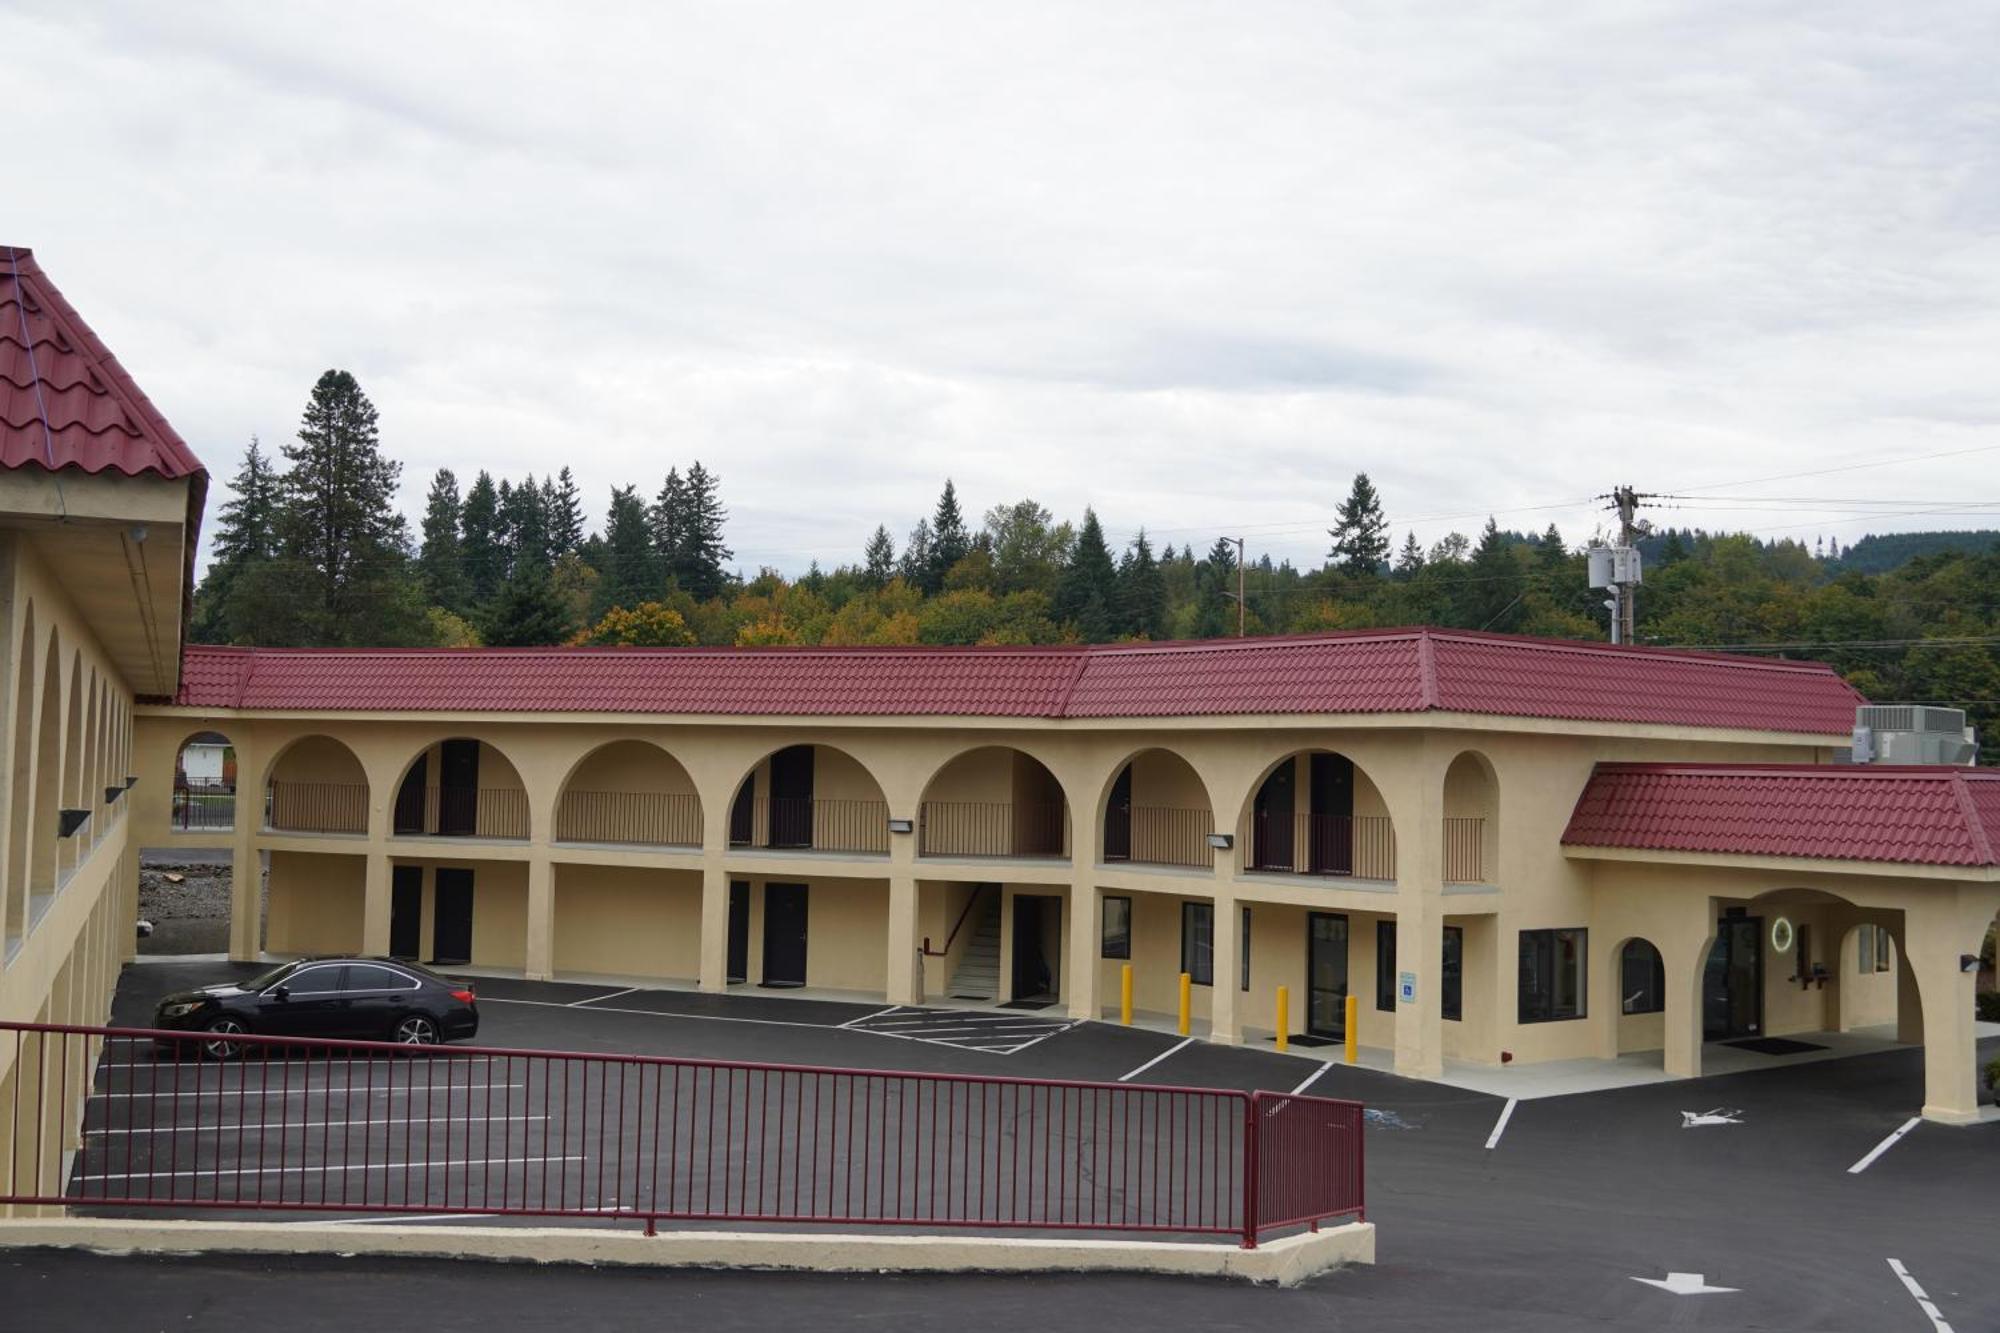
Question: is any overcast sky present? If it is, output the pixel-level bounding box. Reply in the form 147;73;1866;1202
10;2;1999;576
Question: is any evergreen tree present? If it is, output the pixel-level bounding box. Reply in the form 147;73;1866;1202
1327;472;1391;576
417;468;468;613
650;468;688;585
927;480;969;593
461;471;501;605
191;437;281;641
499;472;549;574
1114;529;1166;638
1193;537;1241;637
898;519;933;587
1394;531;1425;578
482;560;577;646
862;525;896;589
594;485;661;616
1054;508;1119;640
544;471;583;558
680;461;733;599
493;478;516;574
1465;518;1526;631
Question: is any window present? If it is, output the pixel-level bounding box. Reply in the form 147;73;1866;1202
1859;924;1892;974
1181;902;1214;986
1442;925;1463;1022
1620;940;1664;1014
1240;907;1252;992
286;965;345;995
1376;921;1397;1012
1518;928;1587;1023
344;964;417;992
1101;896;1132;960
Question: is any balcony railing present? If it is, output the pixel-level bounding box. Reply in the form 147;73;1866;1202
170;780;235;832
918;801;1068;859
555;789;703;847
730;796;890;855
393;785;530;840
1249;813;1395;880
1104;805;1214;869
1443;817;1486;884
266;781;369;836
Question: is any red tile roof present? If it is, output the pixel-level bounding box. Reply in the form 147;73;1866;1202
1562;763;2000;867
167;628;1866;733
2;246;205;481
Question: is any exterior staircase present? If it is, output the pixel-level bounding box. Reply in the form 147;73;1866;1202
947;893;1003;1001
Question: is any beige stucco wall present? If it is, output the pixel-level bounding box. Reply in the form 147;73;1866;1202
266;851;365;956
553;864;702;979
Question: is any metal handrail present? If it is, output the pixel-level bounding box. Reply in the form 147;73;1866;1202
921;883;992;958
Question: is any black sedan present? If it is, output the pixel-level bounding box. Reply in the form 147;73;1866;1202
152;958;479;1058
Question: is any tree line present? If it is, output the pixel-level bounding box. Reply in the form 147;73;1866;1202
193;370;2000;759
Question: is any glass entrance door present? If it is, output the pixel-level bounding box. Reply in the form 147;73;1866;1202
1307;912;1350;1039
1702;915;1763;1040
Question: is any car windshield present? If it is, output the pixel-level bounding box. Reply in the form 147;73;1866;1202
242;961;304;992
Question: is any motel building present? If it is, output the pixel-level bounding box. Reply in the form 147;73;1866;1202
1;246;1998;1227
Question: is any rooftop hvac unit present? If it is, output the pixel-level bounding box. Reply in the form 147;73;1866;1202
1851;704;1979;766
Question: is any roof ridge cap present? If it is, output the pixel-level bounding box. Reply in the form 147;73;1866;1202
1416;628;1440;710
1947;770;1998;866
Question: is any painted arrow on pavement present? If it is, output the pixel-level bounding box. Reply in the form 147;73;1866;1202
1632;1272;1738;1296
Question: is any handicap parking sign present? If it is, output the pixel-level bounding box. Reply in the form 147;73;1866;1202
1397;971;1416;1003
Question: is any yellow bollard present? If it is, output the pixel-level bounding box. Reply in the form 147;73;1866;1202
1178;972;1192;1036
1344;993;1359;1065
1120;963;1133;1027
1275;986;1289;1053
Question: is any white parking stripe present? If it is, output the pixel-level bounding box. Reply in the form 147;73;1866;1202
87;1082;524;1100
570;987;640;1007
75;1154;584;1183
1848;1117;1921;1174
1288;1061;1334;1096
1887;1258;1956;1333
479;996;833;1031
1117;1037;1195;1083
837;1005;904;1028
1484;1098;1519;1150
87;1115;549;1135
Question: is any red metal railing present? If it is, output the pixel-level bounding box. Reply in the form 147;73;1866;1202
266;781;369;835
918;801;1068;858
1248;813;1396;879
1103;805;1214;869
1443;817;1485;884
170;781;235;832
555;790;703;847
0;1022;1363;1247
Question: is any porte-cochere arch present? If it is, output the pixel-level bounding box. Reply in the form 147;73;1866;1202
169;728;238;832
263;734;370;835
1237;747;1396;880
389;737;532;841
1099;747;1214;870
916;745;1069;859
728;743;890;855
554;740;703;848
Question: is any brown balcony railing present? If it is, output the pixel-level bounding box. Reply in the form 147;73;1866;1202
730;797;890;855
392;785;530;840
266;781;369;836
1104;805;1213;869
170;780;235;832
1249;813;1395;880
918;801;1068;858
1443;817;1486;884
556;789;703;847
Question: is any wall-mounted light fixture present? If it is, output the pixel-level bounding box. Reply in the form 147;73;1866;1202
104;786;126;804
1963;954;1982;973
1205;832;1233;850
124;776;139;789
58;809;92;839
887;817;915;835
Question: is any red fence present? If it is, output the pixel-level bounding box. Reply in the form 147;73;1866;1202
0;1022;1363;1247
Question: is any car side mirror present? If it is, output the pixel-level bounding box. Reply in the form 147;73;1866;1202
271;985;290;1002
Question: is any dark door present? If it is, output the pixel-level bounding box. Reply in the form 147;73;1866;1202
438;740;480;836
1104;764;1133;862
389;865;423;960
767;746;815;848
1253;763;1296;871
1307;912;1350;1039
727;880;750;984
729;781;755;846
339;962;416;1040
394;754;428;835
761;882;808;986
1308;753;1355;874
260;963;349;1036
432;867;475;965
1703;915;1763;1040
1012;896;1055;999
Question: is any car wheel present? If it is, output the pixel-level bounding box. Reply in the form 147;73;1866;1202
202;1016;248;1062
394;1014;440;1046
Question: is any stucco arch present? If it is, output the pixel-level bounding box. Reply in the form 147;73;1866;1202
387;735;533;840
1442;749;1498;885
728;742;891;854
4;604;35;942
1096;746;1216;869
1234;746;1396;879
915;744;1069;858
169;728;239;832
29;635;61;901
57;653;82;874
554;739;703;846
263;733;370;834
79;673;98;844
1607;934;1667;1059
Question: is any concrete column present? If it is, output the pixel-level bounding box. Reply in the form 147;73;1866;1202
1895;933;1925;1045
1210;890;1240;1044
1663;939;1705;1079
360;852;391;956
1391;742;1447;1079
886;872;920;1005
524;855;554;981
1065;878;1099;1022
698;864;728;993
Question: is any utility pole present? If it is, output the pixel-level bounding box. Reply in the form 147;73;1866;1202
1612;484;1639;646
1223;536;1246;637
1589;485;1654;645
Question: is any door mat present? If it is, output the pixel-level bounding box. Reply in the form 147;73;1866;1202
1001;999;1056;1010
1271;1034;1340;1048
1723;1036;1828;1056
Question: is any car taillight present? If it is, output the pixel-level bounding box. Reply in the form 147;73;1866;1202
451;989;476;1005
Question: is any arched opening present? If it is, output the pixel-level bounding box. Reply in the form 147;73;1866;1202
170;730;237;832
728;744;890;855
1835;920;1903;1036
1614;936;1668;1061
390;738;530;841
78;674;97;850
917;746;1068;859
28;637;61;920
265;735;370;835
1442;750;1498;885
57;654;82;879
1241;749;1394;880
555;740;702;847
4;608;34;947
1101;748;1213;869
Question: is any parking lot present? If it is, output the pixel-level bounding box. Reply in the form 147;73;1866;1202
42;959;2000;1329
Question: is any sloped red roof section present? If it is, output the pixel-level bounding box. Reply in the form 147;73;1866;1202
1;246;205;480
1562;763;2000;867
169;629;1866;733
